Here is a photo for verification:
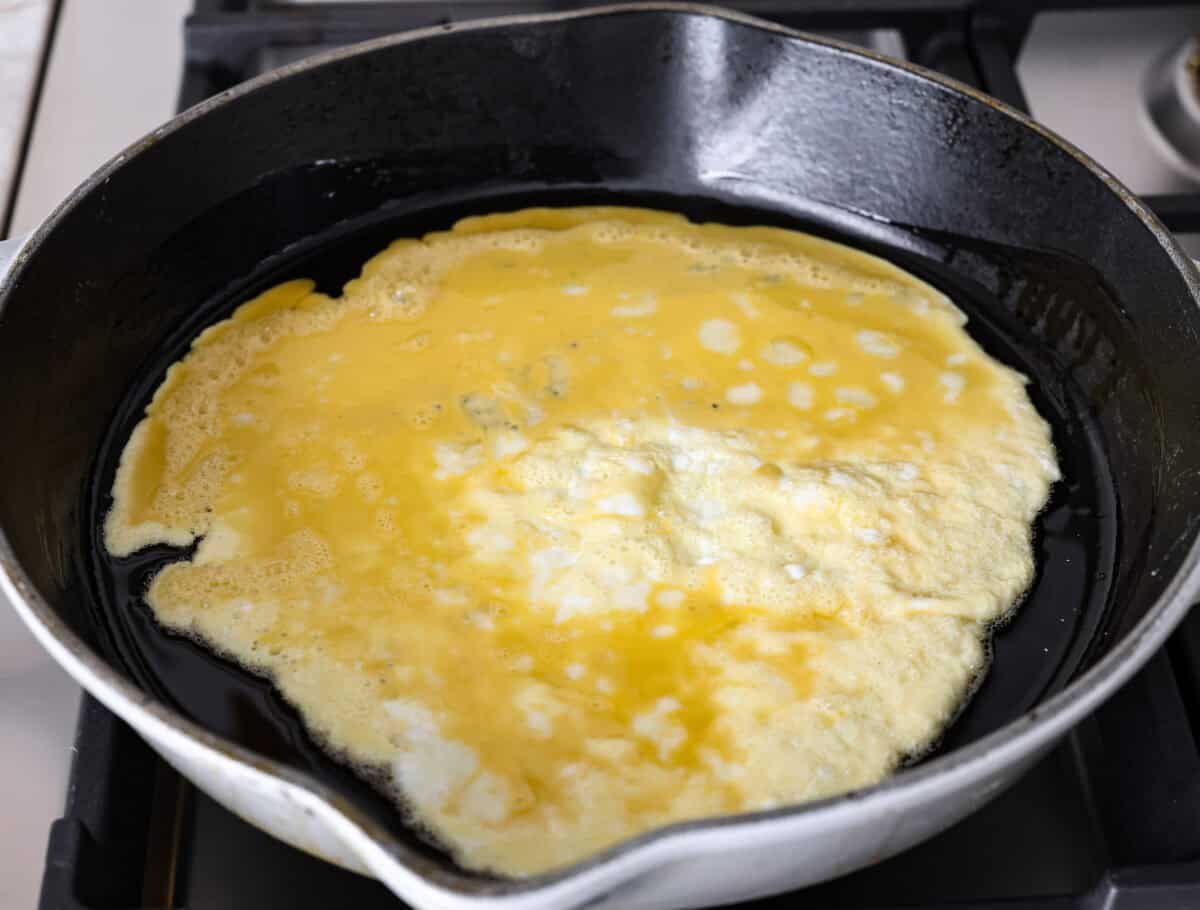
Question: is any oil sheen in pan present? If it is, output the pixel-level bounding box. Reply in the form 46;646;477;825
83;191;1117;871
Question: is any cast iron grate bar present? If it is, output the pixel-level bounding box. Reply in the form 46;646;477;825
1145;194;1200;235
967;23;1031;112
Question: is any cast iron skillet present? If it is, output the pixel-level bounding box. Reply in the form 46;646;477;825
2;5;1200;907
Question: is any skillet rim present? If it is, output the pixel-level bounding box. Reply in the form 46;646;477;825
2;2;1200;900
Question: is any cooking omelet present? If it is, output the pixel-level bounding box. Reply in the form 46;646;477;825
105;207;1058;875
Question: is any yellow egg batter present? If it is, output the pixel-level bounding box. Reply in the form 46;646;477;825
105;207;1058;875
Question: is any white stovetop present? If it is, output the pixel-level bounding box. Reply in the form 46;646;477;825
0;0;51;214
0;5;1197;910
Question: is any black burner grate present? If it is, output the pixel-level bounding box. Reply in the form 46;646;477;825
40;3;1200;908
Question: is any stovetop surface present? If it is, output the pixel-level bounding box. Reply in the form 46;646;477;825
38;2;1200;908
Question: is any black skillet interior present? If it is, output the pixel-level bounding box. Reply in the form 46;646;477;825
3;7;1200;878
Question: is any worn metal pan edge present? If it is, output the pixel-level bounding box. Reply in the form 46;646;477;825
3;3;1200;907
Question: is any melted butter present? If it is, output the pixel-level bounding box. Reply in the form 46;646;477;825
106;207;1057;875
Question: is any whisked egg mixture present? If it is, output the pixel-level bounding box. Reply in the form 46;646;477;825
105;207;1058;875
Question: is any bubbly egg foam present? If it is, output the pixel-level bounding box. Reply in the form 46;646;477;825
105;207;1058;875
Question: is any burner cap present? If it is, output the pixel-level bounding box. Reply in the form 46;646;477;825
1143;35;1200;186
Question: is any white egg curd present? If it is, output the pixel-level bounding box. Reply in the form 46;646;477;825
105;207;1058;875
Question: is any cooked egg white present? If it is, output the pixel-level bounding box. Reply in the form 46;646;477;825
105;207;1058;875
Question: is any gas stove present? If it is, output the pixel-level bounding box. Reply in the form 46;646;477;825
23;3;1200;908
